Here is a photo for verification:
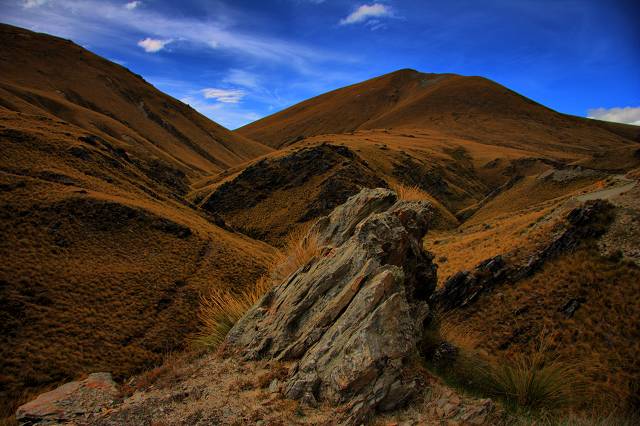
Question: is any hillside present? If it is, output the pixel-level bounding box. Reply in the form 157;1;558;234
2;25;640;425
238;69;638;162
0;25;276;421
0;24;272;176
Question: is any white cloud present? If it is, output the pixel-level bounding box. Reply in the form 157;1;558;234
137;37;172;53
3;0;349;68
340;3;391;25
223;69;260;90
201;88;246;103
124;1;141;10
181;96;260;129
587;107;640;126
23;0;48;8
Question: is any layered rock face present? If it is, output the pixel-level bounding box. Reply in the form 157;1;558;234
225;188;437;423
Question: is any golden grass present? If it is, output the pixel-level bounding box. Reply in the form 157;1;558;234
194;226;322;350
426;314;586;413
389;181;460;229
269;224;322;282
427;247;640;419
390;181;433;202
193;276;272;350
483;335;579;410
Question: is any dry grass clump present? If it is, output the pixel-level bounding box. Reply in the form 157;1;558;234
484;336;579;410
390;181;433;202
195;226;322;350
424;315;582;414
193;276;271;350
269;224;322;283
389;181;459;229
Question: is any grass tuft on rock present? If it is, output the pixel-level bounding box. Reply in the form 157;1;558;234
194;226;321;350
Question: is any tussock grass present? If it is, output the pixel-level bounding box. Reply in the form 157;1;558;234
483;335;579;410
193;276;271;350
269;224;322;283
425;316;583;415
194;226;322;350
390;181;432;202
389;181;460;229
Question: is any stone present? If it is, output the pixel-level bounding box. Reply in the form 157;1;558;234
301;392;318;408
16;372;119;425
225;188;437;423
434;256;508;311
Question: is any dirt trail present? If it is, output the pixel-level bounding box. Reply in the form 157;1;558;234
576;175;636;202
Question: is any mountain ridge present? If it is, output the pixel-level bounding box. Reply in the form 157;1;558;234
0;23;272;176
237;68;639;155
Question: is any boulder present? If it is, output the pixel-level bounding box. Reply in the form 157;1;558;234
225;188;438;423
16;373;119;425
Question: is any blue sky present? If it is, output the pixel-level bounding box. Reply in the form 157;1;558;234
1;0;639;129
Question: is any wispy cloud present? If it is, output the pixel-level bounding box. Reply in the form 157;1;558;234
22;0;48;8
201;88;246;103
587;106;640;125
124;1;141;10
4;0;348;68
223;69;260;90
339;3;391;26
137;37;172;53
181;95;260;129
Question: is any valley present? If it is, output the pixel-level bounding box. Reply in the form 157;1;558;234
1;22;639;426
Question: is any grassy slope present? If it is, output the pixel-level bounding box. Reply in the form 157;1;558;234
0;24;276;418
238;69;638;166
0;24;272;177
0;108;276;419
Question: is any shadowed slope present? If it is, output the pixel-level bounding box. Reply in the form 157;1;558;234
0;24;272;176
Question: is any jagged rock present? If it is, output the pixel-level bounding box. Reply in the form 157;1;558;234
224;188;438;423
435;200;614;311
514;199;614;280
434;255;508;311
16;372;119;425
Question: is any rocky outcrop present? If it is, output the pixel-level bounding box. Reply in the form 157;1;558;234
434;199;614;311
16;373;119;425
435;255;509;311
514;199;614;279
224;188;437;423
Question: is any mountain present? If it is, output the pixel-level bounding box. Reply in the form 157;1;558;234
198;70;640;245
0;24;271;176
0;24;275;419
2;24;640;424
238;69;638;160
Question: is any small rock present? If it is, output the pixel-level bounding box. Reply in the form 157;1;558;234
16;372;119;425
301;392;318;408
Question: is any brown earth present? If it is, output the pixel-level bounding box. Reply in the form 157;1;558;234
0;25;275;420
